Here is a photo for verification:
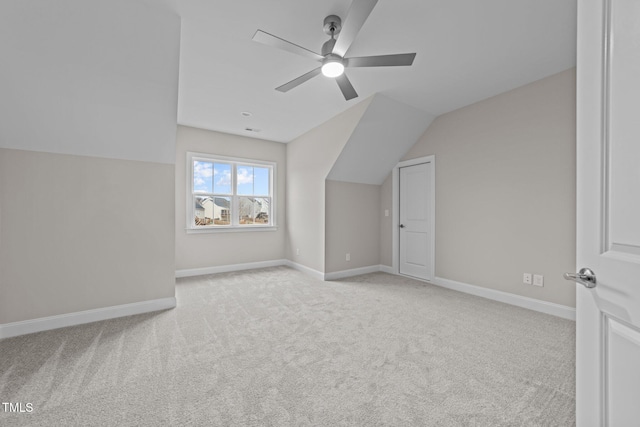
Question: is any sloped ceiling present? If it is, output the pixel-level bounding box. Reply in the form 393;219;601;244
327;94;434;185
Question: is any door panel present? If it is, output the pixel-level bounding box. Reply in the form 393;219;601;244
576;0;640;424
607;0;640;255
405;232;429;266
406;172;428;221
605;318;640;425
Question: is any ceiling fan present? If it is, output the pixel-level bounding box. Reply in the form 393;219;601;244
252;0;416;101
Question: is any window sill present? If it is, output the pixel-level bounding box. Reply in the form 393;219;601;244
186;226;278;234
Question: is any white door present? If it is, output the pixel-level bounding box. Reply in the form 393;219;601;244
399;162;433;281
573;0;640;425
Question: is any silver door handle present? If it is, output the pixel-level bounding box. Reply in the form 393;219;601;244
563;268;597;288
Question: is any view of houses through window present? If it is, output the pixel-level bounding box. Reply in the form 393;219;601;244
189;153;274;229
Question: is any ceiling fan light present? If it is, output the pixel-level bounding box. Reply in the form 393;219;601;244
321;60;345;78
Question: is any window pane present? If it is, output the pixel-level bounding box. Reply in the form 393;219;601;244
237;165;254;195
239;197;269;225
254;167;270;196
194;196;230;226
213;163;232;194
193;161;213;193
238;196;254;224
253;197;270;224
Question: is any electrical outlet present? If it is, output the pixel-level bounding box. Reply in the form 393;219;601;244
346;253;351;261
533;274;544;287
296;248;300;256
523;273;532;285
384;209;389;217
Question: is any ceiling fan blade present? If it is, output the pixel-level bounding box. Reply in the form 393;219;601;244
276;67;322;92
253;30;324;62
335;74;358;100
346;53;416;68
332;0;379;57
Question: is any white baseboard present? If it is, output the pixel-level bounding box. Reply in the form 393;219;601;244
0;297;176;340
283;260;325;281
177;260;387;282
379;265;394;274
176;259;326;282
176;259;287;278
324;265;384;280
432;276;576;321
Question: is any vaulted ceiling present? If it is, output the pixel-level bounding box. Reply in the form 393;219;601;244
176;0;577;143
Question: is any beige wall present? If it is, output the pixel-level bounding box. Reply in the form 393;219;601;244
175;126;287;270
380;174;393;267
0;148;175;323
325;180;381;273
0;0;180;326
286;98;372;273
392;68;576;307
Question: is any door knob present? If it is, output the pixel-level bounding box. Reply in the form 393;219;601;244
563;268;597;288
399;224;405;228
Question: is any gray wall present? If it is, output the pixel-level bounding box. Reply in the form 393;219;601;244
390;68;577;307
175;126;287;271
325;180;381;273
286;98;372;273
0;0;180;324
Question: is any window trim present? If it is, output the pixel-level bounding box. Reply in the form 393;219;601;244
186;152;277;233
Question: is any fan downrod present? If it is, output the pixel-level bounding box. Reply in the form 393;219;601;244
322;15;342;56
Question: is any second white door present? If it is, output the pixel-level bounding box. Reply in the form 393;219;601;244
399;162;433;281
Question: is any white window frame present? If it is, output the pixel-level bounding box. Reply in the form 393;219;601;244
187;152;277;233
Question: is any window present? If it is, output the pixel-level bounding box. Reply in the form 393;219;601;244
188;152;275;231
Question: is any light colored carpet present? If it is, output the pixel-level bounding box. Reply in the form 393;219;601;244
0;267;575;426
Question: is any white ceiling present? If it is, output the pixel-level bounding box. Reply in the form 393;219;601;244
176;0;577;143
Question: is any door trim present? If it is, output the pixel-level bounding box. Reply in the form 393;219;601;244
392;155;435;280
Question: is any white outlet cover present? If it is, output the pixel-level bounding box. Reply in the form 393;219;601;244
533;274;544;287
523;273;532;285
